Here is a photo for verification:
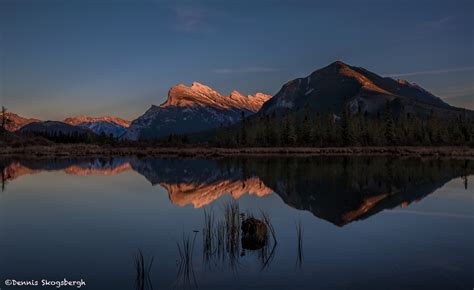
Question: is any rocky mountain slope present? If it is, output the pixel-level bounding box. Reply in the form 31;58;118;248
1;113;131;138
124;82;271;140
63;116;130;127
0;112;40;132
259;61;472;118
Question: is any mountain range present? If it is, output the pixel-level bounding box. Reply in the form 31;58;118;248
2;61;472;140
2;115;131;138
0;112;40;132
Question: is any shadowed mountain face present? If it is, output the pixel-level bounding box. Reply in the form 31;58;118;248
1;156;471;226
124;82;271;140
18;121;93;136
259;61;473;119
0;113;131;137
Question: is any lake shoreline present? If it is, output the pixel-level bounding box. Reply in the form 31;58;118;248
0;145;473;158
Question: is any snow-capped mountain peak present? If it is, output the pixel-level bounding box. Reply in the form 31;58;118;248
123;82;272;140
160;82;271;111
63;116;131;137
63;116;131;128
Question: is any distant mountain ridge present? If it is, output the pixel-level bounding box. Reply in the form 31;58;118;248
123;82;271;140
0;112;40;132
18;121;92;136
259;61;472;118
1;113;131;138
64;116;131;137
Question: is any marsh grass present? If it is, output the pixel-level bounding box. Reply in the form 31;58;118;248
215;220;226;261
200;201;242;270
203;209;214;265
134;249;154;290
223;200;241;268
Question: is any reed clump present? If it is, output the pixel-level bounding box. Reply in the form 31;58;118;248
201;201;278;271
175;231;198;288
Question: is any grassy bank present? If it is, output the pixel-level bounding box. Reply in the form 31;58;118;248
0;144;473;158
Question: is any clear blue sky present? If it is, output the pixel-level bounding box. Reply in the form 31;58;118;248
1;0;473;120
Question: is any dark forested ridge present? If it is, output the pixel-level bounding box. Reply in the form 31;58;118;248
212;105;474;147
212;61;474;147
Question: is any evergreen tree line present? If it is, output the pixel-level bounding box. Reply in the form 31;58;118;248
23;130;116;145
213;107;474;147
4;104;473;147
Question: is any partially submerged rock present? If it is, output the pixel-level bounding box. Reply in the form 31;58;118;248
241;217;268;250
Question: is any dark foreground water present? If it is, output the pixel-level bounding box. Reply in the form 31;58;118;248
0;156;473;290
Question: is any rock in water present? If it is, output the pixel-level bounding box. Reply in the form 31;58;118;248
241;217;268;250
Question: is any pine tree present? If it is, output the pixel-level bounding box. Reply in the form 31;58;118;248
300;115;311;145
1;169;7;192
340;105;354;146
282;110;296;146
312;113;322;146
240;111;247;146
383;104;396;145
1;106;7;130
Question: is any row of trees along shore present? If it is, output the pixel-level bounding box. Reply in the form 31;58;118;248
214;106;474;147
2;105;473;147
21;130;117;144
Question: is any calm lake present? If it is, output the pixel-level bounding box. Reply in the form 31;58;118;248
0;156;473;290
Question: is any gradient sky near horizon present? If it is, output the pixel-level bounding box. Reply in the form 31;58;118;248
0;0;473;120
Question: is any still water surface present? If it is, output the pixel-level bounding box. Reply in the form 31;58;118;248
0;156;473;290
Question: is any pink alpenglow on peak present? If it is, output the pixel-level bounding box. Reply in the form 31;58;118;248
63;116;131;128
160;82;271;112
63;116;131;138
0;112;40;132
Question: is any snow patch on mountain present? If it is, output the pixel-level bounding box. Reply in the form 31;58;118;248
77;121;128;138
64;116;131;138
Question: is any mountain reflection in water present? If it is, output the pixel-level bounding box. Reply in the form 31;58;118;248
1;156;471;226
